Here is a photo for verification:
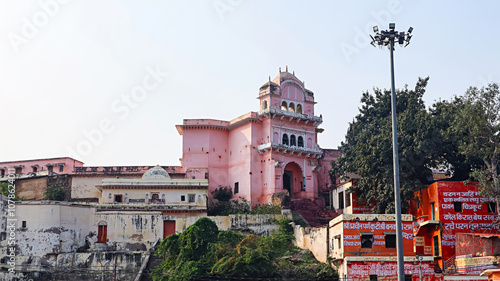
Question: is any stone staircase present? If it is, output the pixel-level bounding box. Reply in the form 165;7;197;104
290;198;341;227
140;245;163;281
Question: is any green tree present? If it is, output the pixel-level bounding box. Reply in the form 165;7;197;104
333;78;439;213
453;83;500;200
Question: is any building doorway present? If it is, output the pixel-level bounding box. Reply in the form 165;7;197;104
283;162;303;197
163;220;176;238
97;221;107;244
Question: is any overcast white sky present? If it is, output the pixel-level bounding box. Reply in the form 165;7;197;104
1;1;499;166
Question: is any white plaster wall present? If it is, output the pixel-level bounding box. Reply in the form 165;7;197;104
95;211;162;251
14;204;95;256
71;176;103;200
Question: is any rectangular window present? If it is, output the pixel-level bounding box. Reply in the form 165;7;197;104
488;202;497;213
433;235;440;256
47;166;53;173
59;165;64;172
370;275;378;281
0;232;6;241
454;202;463;212
405;275;412;281
188;194;195;203
114;195;122;203
339;191;344;209
385;233;396;248
234;182;239;194
337;237;341;249
22;221;27;228
0;169;4;177
345;192;351;207
430;202;435;220
181;195;185;202
32;167;37;172
361;233;374;248
15;167;22;174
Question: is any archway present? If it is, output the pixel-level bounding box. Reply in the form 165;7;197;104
283;162;304;197
97;221;107;244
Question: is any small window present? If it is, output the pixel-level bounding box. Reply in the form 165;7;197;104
361;233;374;248
296;104;303;114
108;193;112;199
0;169;4;177
262;100;268;110
290;135;296;146
405;275;412;281
0;232;6;241
181;195;185;202
288;102;295;112
338;191;344;209
32;167;37;172
15;167;22;174
488;202;497;213
234;182;239;194
22;221;27;228
385;233;396;248
336;237;341;249
370;275;378;281
298;136;304;147
47;166;53;173
0;258;7;264
188;194;195;203
114;195;122;203
433;235;440;256
345;192;351;207
59;165;64;172
454;202;463;212
282;134;289;145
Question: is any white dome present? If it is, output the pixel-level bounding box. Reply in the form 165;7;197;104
142;165;170;180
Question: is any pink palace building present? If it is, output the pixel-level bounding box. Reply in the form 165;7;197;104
176;70;338;206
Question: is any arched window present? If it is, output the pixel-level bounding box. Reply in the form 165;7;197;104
281;101;287;111
290;135;296;146
289;103;295;112
298;136;304;147
262;100;268;110
296;104;303;114
282;134;289;145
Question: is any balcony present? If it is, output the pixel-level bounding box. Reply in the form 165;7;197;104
257;142;323;158
257;108;322;125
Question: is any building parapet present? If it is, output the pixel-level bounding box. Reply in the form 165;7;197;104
257;142;323;158
96;203;206;211
330;213;414;226
344;256;435;262
257;108;322;125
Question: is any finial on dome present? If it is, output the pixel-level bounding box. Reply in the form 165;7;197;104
293;71;295;75
269;76;271;82
279;67;281;72
286;65;288;72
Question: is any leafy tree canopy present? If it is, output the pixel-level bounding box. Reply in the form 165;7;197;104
333;77;441;213
453;83;500;199
152;217;336;280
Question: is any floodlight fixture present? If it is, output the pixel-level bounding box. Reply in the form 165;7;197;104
389;23;395;30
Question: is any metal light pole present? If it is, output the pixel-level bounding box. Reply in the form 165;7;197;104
370;23;413;281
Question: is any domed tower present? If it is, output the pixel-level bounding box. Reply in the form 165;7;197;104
256;68;323;202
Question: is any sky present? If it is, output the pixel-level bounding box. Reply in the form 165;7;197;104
1;1;499;166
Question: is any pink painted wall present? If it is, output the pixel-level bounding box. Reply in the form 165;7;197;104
0;157;84;176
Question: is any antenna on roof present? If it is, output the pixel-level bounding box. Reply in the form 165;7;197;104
279;67;281;72
286;65;288;72
269;76;271;82
293;71;295;75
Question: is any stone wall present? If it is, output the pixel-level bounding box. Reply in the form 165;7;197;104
293;223;328;263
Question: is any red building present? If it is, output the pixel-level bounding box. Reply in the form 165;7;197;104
410;181;500;274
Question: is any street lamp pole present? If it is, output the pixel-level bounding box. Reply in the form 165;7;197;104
370;23;413;281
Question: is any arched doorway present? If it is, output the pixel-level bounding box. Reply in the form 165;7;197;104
283;162;303;197
97;221;107;244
